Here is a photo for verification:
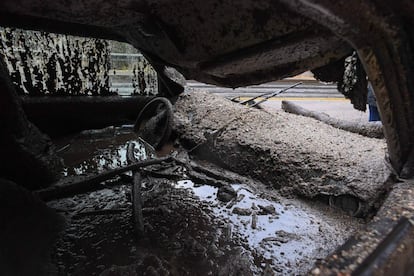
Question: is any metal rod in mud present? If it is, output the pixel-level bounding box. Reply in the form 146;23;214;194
36;156;172;201
237;82;302;105
249;82;302;107
126;142;145;235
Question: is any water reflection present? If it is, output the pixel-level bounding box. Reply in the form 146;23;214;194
57;129;151;176
175;180;355;273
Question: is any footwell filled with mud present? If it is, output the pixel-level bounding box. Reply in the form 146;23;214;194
48;127;363;275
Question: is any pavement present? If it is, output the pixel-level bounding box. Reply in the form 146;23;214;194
111;71;371;124
187;80;370;124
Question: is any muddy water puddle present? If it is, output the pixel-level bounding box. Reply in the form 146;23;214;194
55;126;152;176
50;128;364;275
175;180;362;274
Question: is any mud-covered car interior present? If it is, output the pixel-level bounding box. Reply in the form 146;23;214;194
1;1;414;275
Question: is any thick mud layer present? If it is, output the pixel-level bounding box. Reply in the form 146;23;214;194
47;128;363;275
173;91;390;215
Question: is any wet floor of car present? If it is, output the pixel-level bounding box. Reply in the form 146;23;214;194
48;127;363;275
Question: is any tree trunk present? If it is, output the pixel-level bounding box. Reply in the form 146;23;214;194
173;92;390;217
281;100;383;138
